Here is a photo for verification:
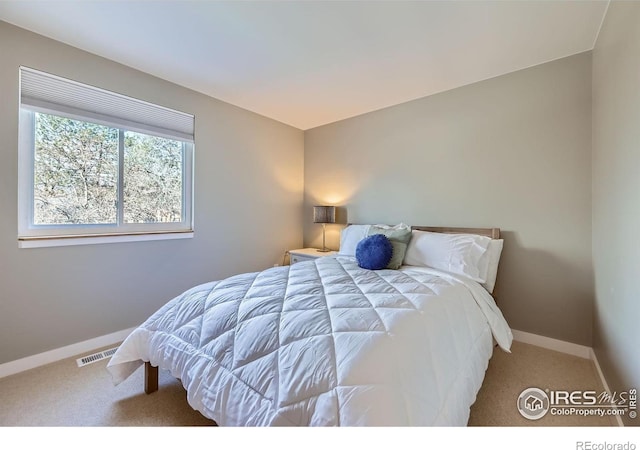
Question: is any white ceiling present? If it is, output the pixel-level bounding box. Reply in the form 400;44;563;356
0;0;609;130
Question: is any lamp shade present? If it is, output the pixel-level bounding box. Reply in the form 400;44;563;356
313;206;336;224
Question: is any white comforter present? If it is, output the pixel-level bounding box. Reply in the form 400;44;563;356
107;255;512;426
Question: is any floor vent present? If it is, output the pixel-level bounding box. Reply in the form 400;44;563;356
76;347;118;367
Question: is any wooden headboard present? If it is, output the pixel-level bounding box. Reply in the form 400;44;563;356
411;226;500;239
345;224;500;239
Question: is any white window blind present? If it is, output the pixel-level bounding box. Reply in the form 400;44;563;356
20;66;194;143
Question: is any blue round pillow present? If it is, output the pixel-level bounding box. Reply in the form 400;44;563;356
356;234;393;270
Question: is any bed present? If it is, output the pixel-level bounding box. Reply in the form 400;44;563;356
107;225;512;426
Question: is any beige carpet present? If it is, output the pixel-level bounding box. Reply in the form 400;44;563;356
0;341;617;427
0;346;214;427
469;341;616;426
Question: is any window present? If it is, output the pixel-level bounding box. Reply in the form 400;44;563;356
18;67;194;247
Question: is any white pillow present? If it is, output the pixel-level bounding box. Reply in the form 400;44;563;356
338;225;371;256
403;230;492;282
479;239;504;293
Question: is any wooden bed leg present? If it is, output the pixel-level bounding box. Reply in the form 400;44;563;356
145;361;158;394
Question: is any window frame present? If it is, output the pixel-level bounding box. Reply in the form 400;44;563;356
18;95;194;248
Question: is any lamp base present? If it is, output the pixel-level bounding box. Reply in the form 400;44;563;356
318;224;331;253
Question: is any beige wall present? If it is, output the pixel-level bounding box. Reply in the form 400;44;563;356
0;21;304;364
592;1;640;427
304;52;593;346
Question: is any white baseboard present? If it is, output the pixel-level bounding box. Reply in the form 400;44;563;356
512;329;592;359
0;327;135;379
590;348;625;427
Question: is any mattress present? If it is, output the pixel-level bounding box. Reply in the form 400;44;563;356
107;255;512;426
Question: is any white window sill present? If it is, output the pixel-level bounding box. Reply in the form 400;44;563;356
18;231;194;249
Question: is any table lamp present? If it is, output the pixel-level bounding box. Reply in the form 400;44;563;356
313;205;335;252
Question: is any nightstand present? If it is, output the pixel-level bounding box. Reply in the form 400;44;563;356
289;248;338;265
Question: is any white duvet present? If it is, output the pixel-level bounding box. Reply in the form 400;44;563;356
107;255;512;426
